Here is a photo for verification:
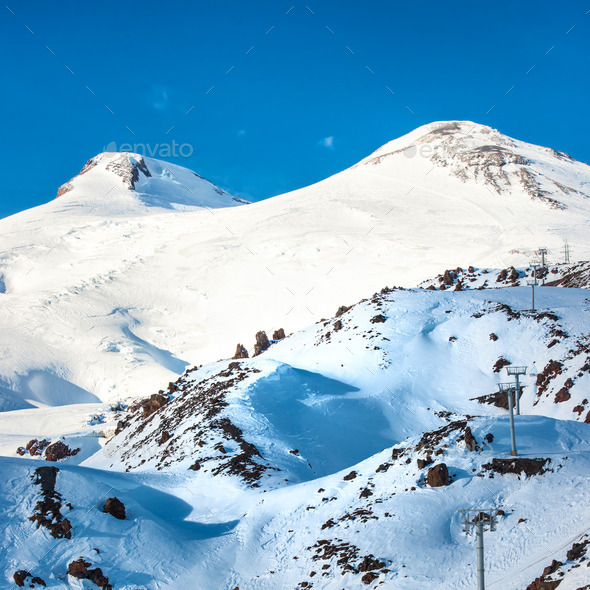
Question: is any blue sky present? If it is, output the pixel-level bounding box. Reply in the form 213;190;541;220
1;0;589;218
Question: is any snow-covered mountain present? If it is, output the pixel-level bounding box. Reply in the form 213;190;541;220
0;121;589;410
1;284;589;589
55;151;248;214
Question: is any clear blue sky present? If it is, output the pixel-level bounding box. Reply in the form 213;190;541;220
1;1;589;218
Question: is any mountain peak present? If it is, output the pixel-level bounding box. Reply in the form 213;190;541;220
354;120;588;208
55;151;248;214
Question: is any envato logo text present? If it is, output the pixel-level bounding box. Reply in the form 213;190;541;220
403;144;439;159
104;140;194;158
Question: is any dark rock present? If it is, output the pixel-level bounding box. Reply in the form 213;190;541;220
333;319;343;331
493;357;511;373
359;487;373;499
189;461;201;471
361;572;378;584
554;378;574;403
159;431;171;445
45;440;80;462
141;393;168;418
468;266;475;273
536;360;563;396
335;305;350;317
426;463;449;487
482;457;550;477
253;331;270;356
542;560;562;577
443;270;457;285
343;471;357;481
554;388;571;403
114;420;127;435
489;333;498;341
14;570;46;587
29;466;73;539
16;446;26;456
25;438;49;456
67;558;112;590
464;427;478;451
103;497;126;520
233;344;249;359
272;328;286;340
417;457;433;469
566;539;589;561
370;314;386;324
68;558;90;578
485;433;494;443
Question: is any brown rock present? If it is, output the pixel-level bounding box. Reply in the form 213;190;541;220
233;344;249;359
67;558;112;590
103;497;126;520
554;388;571;403
417;457;433;469
426;463;449;487
362;572;378;584
253;331;270;356
272;328;286;340
45;440;80;462
68;558;92;579
468;266;475;273
14;570;46;587
335;305;350;317
493;357;511;373
464;427;478;451
333;319;343;331
25;438;49;456
343;471;357;481
482;457;550;477
141;393;168;418
489;333;498;341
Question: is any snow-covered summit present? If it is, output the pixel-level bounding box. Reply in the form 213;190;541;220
356;120;590;209
54;151;247;214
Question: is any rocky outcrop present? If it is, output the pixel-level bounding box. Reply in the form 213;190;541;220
13;571;46;587
335;305;351;317
536;360;563;397
370;314;386;324
426;463;449;487
141;393;169;418
103;497;126;520
482;457;550;477
29;466;72;539
464;427;478;451
253;331;270;356
272;328;286;340
554;378;573;403
67;559;112;590
493;357;511;373
233;344;249;359
45;440;80;462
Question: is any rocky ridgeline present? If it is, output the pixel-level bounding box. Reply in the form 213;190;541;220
108;361;275;485
232;328;286;359
419;261;590;291
526;535;590;589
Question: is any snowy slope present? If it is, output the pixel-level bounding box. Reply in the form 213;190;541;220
0;121;589;411
1;285;590;589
